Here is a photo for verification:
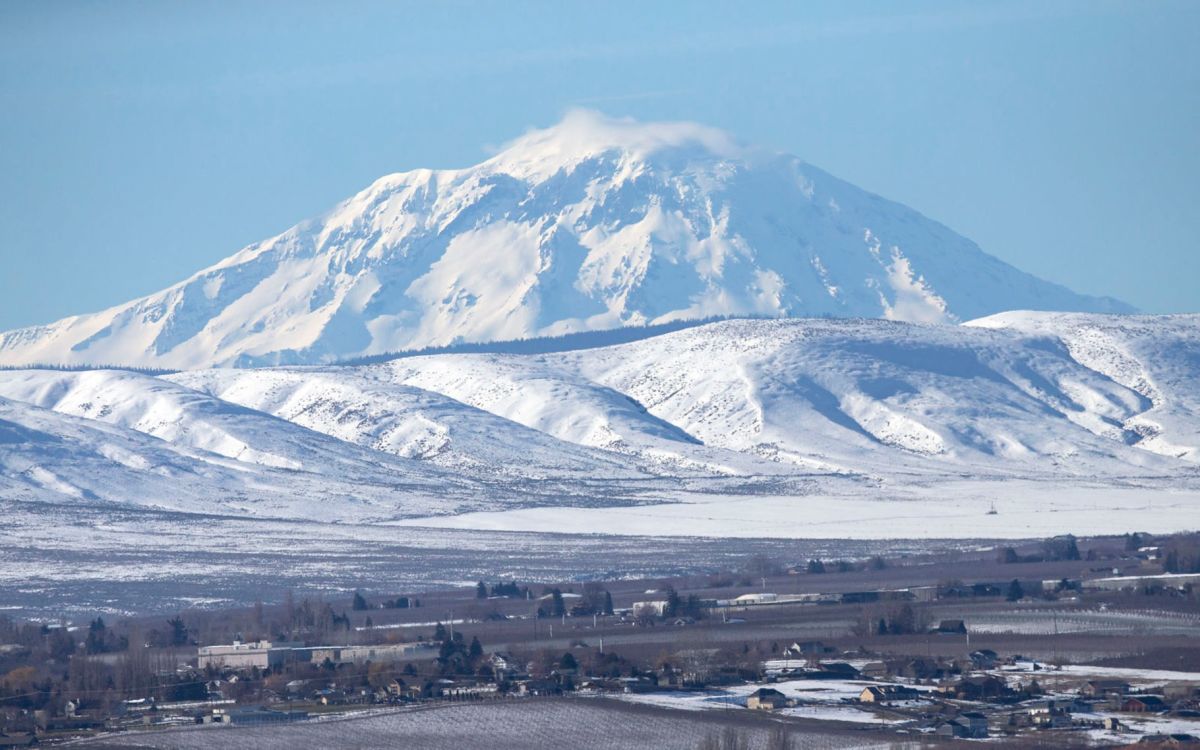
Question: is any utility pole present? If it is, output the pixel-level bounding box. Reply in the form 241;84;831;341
1053;612;1059;665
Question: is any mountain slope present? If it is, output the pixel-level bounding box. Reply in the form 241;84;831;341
968;311;1200;462
162;367;661;479
0;371;669;521
0;394;470;522
372;317;1196;482
0;111;1129;369
0;368;414;472
369;354;792;477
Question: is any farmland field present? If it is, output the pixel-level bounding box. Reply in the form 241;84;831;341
79;697;902;750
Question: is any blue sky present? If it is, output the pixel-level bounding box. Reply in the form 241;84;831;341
0;0;1196;330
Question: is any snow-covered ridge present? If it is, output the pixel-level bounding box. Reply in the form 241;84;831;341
968;311;1200;462
375;314;1199;475
0;111;1129;370
0;313;1196;534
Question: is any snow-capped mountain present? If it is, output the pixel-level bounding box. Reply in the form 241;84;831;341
0;111;1129;369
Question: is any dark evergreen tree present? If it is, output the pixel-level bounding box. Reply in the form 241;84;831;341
663;586;681;618
1006;579;1025;602
1043;535;1081;561
85;617;108;654
352;591;369;611
1165;548;1180;573
167;616;188;646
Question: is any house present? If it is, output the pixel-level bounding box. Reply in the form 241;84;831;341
969;649;999;669
538;591;583;603
839;591;880;604
910;586;939;602
632;600;670;617
616;676;657;694
284;679;308;696
1122;696;1169;713
1083;679;1131;698
935;619;967;635
860;661;889;679
813;662;860;679
747;688;789;710
935;715;989;739
312;688;345;705
1165;685;1200;702
1028;701;1073;728
32;711;106;733
859;685;920;704
489;652;521;678
971;583;1002;597
707;668;747;686
443;682;499;699
517;678;562;696
1136;734;1200;746
940;675;1008;701
897;657;948;681
960;712;990;737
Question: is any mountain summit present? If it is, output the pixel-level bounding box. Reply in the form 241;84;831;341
0;111;1130;368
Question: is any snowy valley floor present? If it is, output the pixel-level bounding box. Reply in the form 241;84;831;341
4;476;1198;619
0;496;973;619
390;480;1200;539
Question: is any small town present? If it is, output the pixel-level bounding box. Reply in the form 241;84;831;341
2;531;1199;747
